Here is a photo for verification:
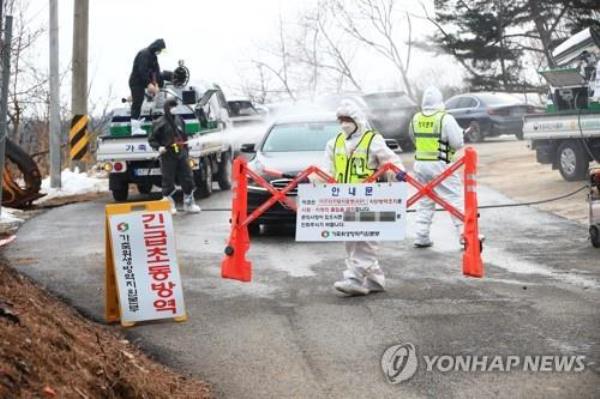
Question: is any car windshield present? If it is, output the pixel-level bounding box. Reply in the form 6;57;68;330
363;92;414;109
261;122;340;152
476;93;520;105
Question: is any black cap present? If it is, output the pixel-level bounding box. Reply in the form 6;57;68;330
164;98;179;114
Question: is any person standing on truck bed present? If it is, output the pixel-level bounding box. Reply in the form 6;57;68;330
129;38;166;135
149;98;201;214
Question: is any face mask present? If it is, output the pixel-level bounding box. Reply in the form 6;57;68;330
340;121;357;136
169;107;176;114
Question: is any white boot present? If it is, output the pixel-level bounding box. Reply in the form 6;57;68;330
183;194;201;213
333;277;369;296
165;195;177;215
131;118;145;135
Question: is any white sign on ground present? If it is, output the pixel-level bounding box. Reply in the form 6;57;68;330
108;211;186;323
296;183;407;242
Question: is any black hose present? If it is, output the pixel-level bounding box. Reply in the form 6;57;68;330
476;184;588;209
198;184;589;213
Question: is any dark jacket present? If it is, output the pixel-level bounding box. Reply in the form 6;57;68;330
149;114;187;151
129;39;166;88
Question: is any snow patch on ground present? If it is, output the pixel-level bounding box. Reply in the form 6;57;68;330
37;169;108;203
0;207;25;235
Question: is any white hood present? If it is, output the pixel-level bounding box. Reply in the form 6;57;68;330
421;86;445;116
336;100;367;136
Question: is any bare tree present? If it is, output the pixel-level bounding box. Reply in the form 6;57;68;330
332;0;416;100
294;2;363;94
242;63;270;104
2;0;46;145
241;1;368;102
252;13;298;102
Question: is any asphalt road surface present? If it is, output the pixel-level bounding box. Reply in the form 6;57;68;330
6;183;600;398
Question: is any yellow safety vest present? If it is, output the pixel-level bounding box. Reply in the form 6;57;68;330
413;111;455;162
334;130;377;183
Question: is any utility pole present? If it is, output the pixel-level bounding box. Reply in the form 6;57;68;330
71;0;89;170
49;0;61;188
0;15;12;216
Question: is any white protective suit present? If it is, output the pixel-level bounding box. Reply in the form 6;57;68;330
324;101;404;289
411;86;464;246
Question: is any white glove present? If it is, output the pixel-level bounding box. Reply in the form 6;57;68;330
158;146;167;155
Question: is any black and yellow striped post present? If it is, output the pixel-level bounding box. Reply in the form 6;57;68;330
70;114;90;161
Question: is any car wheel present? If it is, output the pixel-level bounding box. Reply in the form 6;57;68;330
557;141;589;181
195;159;213;198
591;225;600;248
136;182;153;194
465;121;485;143
112;187;128;202
217;151;232;191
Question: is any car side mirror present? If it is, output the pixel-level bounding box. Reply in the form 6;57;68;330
385;139;401;151
240;143;256;153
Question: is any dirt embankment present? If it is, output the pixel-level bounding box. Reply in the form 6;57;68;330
0;262;211;399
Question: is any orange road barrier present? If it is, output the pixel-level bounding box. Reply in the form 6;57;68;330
221;157;252;281
462;148;483;277
221;148;484;281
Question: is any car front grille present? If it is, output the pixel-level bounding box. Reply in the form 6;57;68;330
270;178;298;195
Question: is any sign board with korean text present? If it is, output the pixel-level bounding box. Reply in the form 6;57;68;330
296;183;407;242
105;200;187;327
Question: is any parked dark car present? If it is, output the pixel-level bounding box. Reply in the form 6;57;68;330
361;91;418;151
227;99;267;126
240;114;400;234
444;92;543;142
317;91;418;151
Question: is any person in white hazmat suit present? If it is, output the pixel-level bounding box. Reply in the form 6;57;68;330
410;86;468;248
324;101;405;296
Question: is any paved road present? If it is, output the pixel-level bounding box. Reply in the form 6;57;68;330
6;185;600;398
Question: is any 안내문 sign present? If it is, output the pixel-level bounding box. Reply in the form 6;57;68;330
296;182;407;242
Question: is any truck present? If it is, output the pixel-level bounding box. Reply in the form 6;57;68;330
523;27;600;181
97;61;234;201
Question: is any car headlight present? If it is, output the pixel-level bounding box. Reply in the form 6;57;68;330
248;159;263;174
247;161;263;190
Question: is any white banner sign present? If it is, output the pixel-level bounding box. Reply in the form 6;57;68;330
109;211;186;323
296;183;407;242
